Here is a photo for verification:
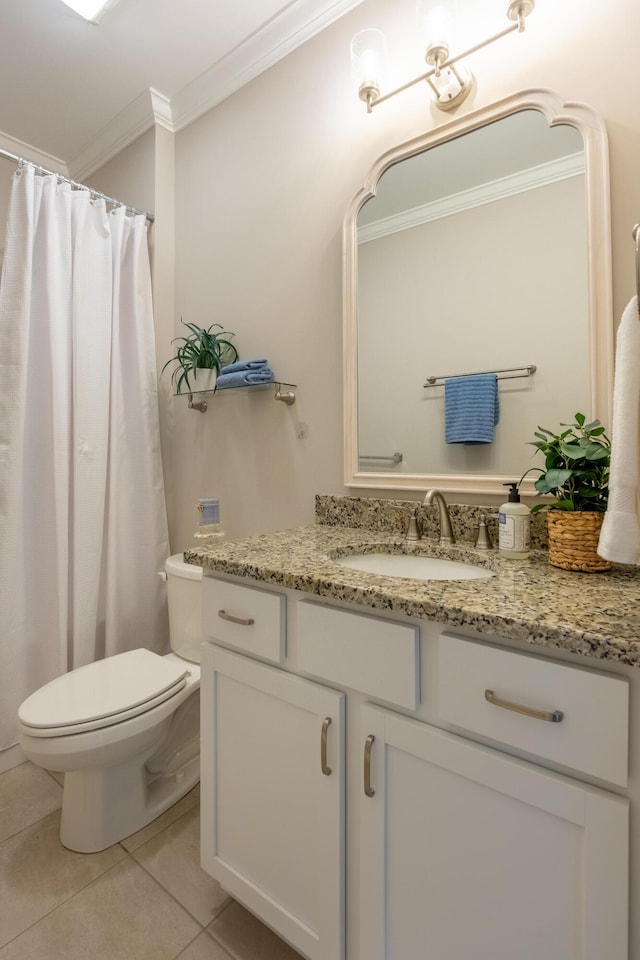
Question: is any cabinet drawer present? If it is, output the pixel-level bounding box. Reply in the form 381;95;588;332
438;633;629;786
298;601;419;709
202;577;285;663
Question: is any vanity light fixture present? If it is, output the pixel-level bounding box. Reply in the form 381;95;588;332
351;0;535;113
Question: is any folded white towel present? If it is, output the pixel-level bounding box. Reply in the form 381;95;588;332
598;295;640;564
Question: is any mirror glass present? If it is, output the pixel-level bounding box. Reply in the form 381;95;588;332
343;92;613;495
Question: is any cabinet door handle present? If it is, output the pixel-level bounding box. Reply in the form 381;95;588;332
218;609;255;626
320;717;332;776
364;734;375;797
484;689;564;723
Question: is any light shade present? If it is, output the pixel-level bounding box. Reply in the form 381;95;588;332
57;0;119;22
416;1;455;47
350;29;387;107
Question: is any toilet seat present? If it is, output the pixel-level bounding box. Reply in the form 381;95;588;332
18;649;188;738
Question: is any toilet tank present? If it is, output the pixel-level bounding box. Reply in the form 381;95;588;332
165;554;203;664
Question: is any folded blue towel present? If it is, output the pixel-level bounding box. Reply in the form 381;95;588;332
219;359;269;375
216;368;275;389
444;374;500;444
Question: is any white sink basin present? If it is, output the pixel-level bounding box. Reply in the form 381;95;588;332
334;552;494;581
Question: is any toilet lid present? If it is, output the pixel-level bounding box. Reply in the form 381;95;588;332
18;649;188;734
166;554;202;580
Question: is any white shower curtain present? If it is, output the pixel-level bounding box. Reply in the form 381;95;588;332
0;163;170;750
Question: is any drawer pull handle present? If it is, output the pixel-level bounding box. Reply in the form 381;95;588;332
364;734;376;797
485;689;564;723
218;609;255;626
321;717;332;776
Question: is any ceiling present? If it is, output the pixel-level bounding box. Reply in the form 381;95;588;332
0;0;362;176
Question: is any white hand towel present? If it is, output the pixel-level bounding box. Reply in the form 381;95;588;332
598;295;640;564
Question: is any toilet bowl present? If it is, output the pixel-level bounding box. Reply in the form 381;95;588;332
17;554;203;853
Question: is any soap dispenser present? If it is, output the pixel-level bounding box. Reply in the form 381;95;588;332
498;482;530;559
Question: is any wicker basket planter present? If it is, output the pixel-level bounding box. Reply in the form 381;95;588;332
547;511;611;572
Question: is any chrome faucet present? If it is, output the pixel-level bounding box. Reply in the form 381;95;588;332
423;489;455;545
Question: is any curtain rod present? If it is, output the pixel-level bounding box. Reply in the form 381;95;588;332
0;147;154;224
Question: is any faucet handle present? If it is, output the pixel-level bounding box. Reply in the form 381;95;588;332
475;514;495;551
406;507;421;542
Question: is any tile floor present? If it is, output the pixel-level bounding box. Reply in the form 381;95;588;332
0;762;303;960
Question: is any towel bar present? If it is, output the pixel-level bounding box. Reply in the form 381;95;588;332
424;364;536;388
360;452;403;464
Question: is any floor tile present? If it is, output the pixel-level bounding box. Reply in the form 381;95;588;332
120;783;200;852
208;901;303;960
132;805;231;926
0;763;62;844
0;858;201;960
0;809;126;948
0;745;25;776
176;932;235;959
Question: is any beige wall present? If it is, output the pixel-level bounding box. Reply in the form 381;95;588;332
169;0;640;549
3;0;638;551
85;127;155;215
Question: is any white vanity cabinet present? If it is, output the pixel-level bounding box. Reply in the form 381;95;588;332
200;574;630;960
359;704;628;960
200;592;345;960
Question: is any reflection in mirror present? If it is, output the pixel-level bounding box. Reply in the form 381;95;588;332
343;91;613;496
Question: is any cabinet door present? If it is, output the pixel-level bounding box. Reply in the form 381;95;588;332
360;704;628;960
201;644;345;960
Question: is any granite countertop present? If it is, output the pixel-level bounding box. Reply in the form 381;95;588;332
185;521;640;669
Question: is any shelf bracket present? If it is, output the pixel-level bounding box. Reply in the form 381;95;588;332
188;393;208;413
274;384;296;405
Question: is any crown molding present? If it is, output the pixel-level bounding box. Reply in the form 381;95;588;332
357;153;585;244
69;87;171;180
149;88;174;132
0;130;68;175
68;0;363;177
170;0;363;132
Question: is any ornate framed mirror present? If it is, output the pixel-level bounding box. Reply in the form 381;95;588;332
343;89;613;495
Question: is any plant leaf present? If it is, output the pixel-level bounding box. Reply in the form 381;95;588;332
560;443;587;459
535;468;573;492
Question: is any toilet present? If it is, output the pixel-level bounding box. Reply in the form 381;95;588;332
17;554;203;853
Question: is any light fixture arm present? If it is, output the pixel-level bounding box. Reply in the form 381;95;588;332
363;0;534;113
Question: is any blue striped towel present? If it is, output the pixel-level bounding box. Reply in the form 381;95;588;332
219;359;269;374
216;367;275;389
444;374;500;444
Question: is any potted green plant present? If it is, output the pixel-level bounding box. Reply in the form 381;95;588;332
162;321;238;395
521;412;611;571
